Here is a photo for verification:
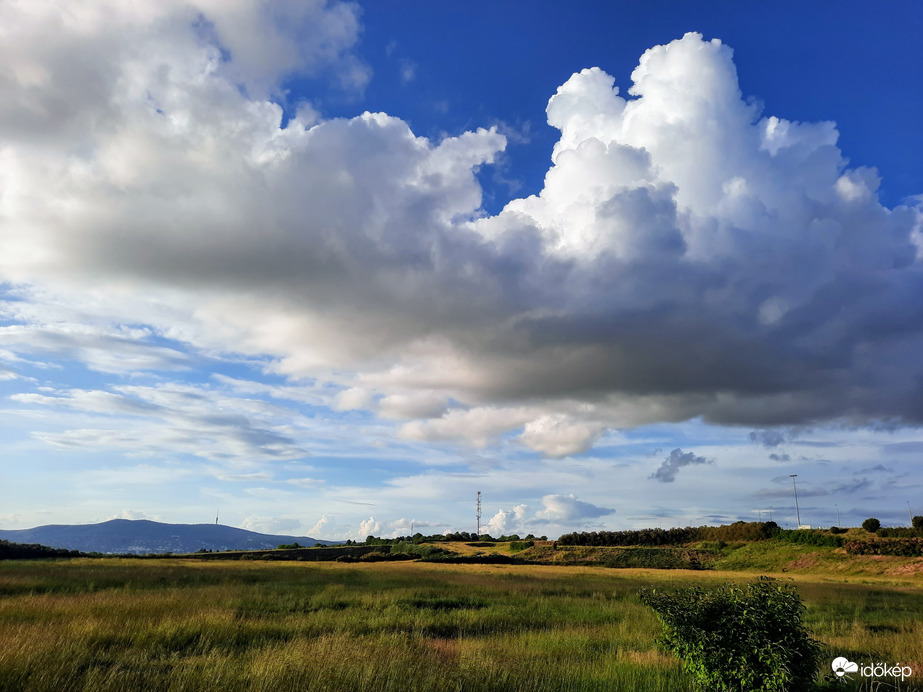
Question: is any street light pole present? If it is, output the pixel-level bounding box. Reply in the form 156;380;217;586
790;474;801;528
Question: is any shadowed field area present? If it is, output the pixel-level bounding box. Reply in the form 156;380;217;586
0;559;920;691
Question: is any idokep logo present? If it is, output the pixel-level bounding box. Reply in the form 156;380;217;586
832;657;914;682
831;657;858;678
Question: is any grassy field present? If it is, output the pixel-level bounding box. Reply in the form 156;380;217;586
0;558;920;691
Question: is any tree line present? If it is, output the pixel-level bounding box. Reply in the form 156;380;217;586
557;521;780;547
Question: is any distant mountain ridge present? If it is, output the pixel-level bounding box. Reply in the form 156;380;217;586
0;519;338;554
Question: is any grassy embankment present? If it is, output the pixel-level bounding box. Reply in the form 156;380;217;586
1;554;921;691
441;534;923;581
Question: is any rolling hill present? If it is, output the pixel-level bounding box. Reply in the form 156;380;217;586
0;519;337;554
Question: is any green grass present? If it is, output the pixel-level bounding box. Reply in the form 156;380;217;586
0;559;920;691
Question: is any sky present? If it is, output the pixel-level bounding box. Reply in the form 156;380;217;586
1;1;922;540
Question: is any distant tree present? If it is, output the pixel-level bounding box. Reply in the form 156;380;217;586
760;521;781;538
862;517;881;533
913;516;923;531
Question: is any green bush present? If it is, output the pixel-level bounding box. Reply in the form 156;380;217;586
861;517;880;532
509;540;534;553
389;541;446;558
844;538;923;557
876;527;920;538
913;515;923;530
775;529;844;547
639;577;823;692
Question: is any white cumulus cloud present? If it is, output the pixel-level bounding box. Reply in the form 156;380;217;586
357;515;381;539
0;10;919;465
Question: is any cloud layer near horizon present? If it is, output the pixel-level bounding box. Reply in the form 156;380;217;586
2;3;922;459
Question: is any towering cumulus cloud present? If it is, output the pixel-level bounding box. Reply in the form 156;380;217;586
1;6;920;461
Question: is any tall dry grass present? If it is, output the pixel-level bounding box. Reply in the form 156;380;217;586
0;559;919;691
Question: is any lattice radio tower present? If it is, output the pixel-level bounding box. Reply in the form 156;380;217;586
476;491;482;537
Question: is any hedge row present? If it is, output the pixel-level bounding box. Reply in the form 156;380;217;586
774;530;844;548
558;522;779;547
0;540;84;560
876;527;923;538
844;538;923;557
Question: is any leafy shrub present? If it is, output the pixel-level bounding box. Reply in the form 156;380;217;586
775;529;844;547
509;540;534;553
357;551;396;562
698;540;727;550
601;547;708;570
388;540;414;554
913;515;923;530
862;517;881;533
639;577;823;692
844;538;923;557
829;526;847;534
876;527;921;538
389;541;447;558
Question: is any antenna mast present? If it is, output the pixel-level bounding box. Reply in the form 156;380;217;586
215;510;219;526
476;491;482;537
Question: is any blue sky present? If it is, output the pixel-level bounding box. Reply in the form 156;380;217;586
1;1;921;540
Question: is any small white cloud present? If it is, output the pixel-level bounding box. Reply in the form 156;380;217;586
485;508;510;536
106;509;156;521
535;494;614;521
357;515;381;539
308;514;330;537
399;59;417;84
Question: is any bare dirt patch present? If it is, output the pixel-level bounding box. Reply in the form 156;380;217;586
785;553;820;570
888;558;923;576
